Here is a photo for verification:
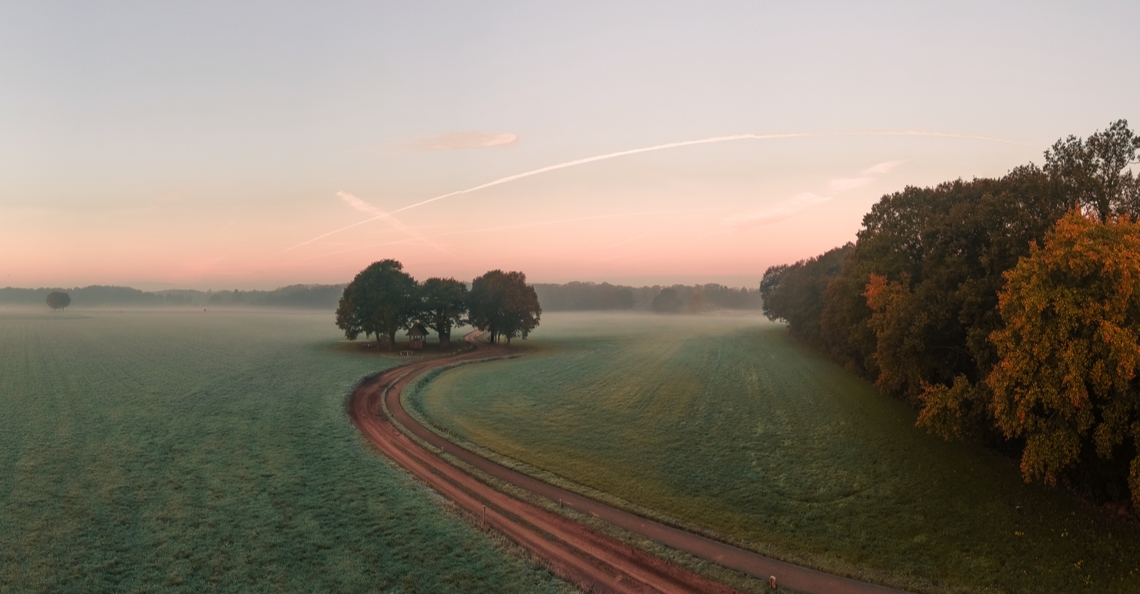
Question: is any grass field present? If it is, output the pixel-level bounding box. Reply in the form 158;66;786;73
410;312;1140;593
0;307;569;594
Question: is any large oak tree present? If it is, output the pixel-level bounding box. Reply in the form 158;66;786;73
467;270;540;345
336;260;418;349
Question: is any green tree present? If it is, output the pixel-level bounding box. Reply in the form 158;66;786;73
335;283;364;341
45;291;71;311
811;170;1066;419
468;270;541;345
419;277;468;348
760;244;851;348
335;260;418;349
988;211;1140;506
1045;119;1140;221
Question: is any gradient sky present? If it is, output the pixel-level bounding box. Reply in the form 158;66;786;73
2;1;1137;290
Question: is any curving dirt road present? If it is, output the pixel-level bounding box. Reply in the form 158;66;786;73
348;333;910;594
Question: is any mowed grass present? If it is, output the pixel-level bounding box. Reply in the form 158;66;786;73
0;308;569;594
410;312;1140;593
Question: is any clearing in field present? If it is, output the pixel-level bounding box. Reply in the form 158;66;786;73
409;311;1140;594
0;307;570;594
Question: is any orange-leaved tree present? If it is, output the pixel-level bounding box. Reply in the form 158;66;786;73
988;210;1140;506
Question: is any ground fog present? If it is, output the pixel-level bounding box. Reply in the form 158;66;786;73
0;307;568;594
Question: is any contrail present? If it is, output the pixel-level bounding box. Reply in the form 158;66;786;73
337;191;451;255
296;209;713;263
285;130;1024;252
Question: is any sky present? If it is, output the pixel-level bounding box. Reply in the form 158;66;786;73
1;1;1137;290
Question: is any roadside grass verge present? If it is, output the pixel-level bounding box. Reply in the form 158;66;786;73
0;307;570;593
410;311;1140;593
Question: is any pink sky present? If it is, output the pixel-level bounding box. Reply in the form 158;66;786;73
1;3;1135;290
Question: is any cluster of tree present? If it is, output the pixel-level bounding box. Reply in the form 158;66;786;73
761;120;1140;507
532;282;761;312
335;260;541;349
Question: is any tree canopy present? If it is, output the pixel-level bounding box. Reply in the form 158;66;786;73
761;120;1140;506
467;270;541;345
45;291;70;311
988;211;1140;506
336;262;540;349
760;244;851;348
335;260;418;349
419;277;468;347
1044;119;1140;221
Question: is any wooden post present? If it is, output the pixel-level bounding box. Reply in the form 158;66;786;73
770;575;777;589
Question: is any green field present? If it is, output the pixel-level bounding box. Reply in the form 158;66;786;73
410;312;1140;593
0;308;568;594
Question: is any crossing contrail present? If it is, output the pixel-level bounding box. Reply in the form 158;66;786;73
284;130;1024;252
336;191;451;255
295;208;714;263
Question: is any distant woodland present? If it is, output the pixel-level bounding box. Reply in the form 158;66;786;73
0;284;347;309
1;281;761;312
533;282;761;312
760;120;1140;508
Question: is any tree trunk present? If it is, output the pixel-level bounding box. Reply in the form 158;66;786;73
439;329;451;348
388;330;397;350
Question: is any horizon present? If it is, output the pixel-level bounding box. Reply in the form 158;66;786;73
2;2;1136;290
0;276;765;293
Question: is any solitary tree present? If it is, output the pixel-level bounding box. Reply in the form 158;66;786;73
467;270;541;345
45;291;71;311
335;260;418;349
419;277;468;348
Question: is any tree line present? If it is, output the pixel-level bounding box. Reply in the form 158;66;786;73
761;120;1140;508
1;285;172;307
0;284;347;309
7;280;760;313
533;282;761;312
335;260;541;348
201;284;345;308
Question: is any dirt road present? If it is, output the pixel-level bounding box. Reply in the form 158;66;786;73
347;333;909;594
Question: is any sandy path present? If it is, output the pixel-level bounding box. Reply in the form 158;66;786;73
348;333;909;594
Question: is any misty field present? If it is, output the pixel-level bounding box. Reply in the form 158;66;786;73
409;312;1140;593
0;308;568;594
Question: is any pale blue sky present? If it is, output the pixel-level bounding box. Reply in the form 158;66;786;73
1;1;1136;289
